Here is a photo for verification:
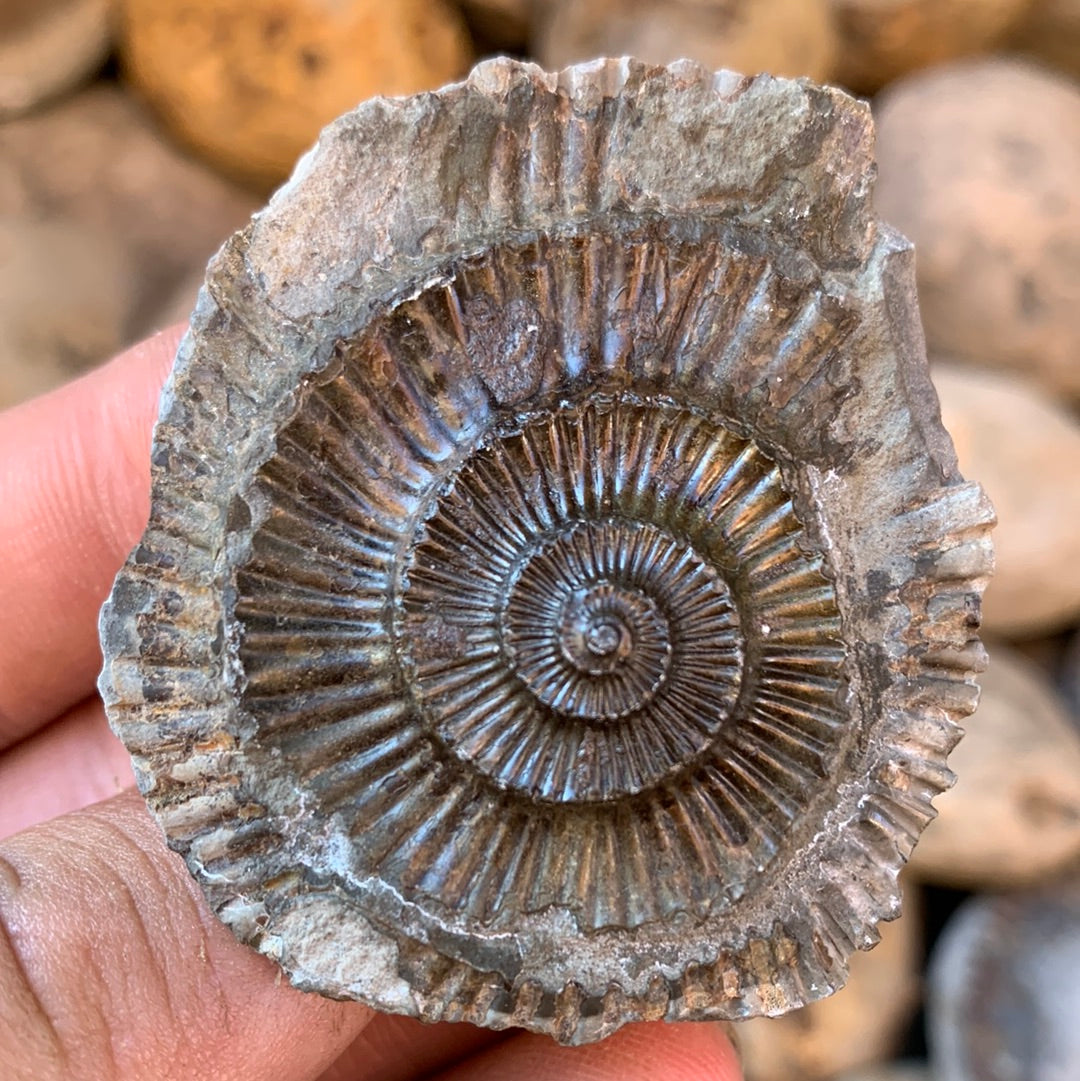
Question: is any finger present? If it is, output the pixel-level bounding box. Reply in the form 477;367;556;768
316;1015;503;1081
430;1020;742;1081
0;790;374;1081
0;697;134;840
0;326;183;750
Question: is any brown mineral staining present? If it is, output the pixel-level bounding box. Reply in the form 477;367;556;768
118;0;473;189
99;58;993;1044
534;0;837;83
933;364;1080;636
827;0;1032;92
873;58;1080;403
907;644;1080;889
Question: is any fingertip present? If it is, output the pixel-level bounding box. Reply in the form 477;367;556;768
431;1018;743;1081
0;325;187;746
0;792;374;1081
0;697;135;841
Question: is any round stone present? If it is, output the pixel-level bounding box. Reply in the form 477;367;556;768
120;0;473;188
874;58;1080;402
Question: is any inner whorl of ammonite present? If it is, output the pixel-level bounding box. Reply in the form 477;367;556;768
235;337;850;929
397;400;746;802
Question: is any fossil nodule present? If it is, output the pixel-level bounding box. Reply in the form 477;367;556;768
99;58;994;1045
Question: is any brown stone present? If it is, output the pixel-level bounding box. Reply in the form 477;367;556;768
908;644;1080;889
119;0;474;189
828;0;1033;92
1011;0;1080;79
874;59;1080;403
534;0;837;83
930;876;1080;1081
933;363;1080;636
0;84;258;354
0;216;134;409
459;0;530;48
0;0;112;118
736;894;921;1081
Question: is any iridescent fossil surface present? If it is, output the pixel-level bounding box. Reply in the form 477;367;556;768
99;58;995;1044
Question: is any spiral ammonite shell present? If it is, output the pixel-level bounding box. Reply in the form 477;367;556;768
99;58;995;1044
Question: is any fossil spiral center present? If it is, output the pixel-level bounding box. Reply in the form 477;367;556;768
227;238;853;935
561;587;645;670
501;519;730;722
397;402;752;802
236;372;848;925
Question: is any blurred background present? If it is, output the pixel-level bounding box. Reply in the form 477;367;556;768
2;2;1079;1079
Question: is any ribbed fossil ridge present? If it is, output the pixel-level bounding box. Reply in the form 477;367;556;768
99;58;994;1045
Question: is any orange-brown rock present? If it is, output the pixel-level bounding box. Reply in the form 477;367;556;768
828;0;1033;92
735;895;921;1081
933;364;1080;636
534;0;837;83
1011;0;1080;79
874;59;1080;403
119;0;473;189
908;644;1080;889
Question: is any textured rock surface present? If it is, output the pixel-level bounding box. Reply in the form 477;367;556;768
828;0;1033;92
874;59;1080;402
908;644;1080;888
930;879;1080;1081
0;216;134;408
99;58;993;1044
119;0;473;188
0;84;257;363
0;0;112;118
933;364;1080;636
535;0;837;83
736;893;921;1081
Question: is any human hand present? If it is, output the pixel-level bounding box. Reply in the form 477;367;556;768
0;327;744;1081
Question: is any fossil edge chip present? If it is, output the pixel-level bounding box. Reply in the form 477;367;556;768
99;57;995;1045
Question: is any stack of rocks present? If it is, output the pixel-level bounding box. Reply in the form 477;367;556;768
2;4;1079;1079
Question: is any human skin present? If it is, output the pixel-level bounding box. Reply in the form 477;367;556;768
0;326;743;1081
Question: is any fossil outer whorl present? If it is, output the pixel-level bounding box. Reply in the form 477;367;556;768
98;58;995;1045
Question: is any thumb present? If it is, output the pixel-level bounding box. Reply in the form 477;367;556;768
0;791;373;1081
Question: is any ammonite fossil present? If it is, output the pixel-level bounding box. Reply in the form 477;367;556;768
99;58;995;1044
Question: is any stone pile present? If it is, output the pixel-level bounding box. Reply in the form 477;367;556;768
3;3;1080;1078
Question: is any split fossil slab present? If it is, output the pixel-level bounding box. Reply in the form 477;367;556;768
99;58;994;1044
